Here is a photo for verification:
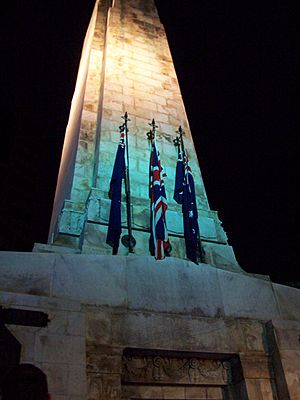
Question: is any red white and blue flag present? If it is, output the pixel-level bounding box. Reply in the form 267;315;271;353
174;143;201;264
149;140;171;259
106;126;125;255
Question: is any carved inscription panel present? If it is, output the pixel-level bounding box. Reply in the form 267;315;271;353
122;355;230;386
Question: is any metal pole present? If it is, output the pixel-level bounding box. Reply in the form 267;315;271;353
121;112;136;253
174;126;205;264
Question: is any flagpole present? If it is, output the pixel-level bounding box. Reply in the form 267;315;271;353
121;112;136;253
174;126;205;264
147;118;171;259
147;119;156;258
178;125;185;153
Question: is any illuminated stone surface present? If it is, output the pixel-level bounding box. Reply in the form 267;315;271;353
0;251;300;399
1;1;299;399
45;0;239;271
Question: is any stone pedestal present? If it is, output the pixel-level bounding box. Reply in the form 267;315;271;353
1;252;300;399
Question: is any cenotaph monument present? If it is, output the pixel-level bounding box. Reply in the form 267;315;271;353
38;0;240;272
0;1;299;399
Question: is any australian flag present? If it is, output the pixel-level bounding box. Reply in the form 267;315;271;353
174;143;201;264
149;140;171;259
106;125;125;254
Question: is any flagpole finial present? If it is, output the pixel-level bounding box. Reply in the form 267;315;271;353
122;112;131;124
176;125;185;152
176;125;185;137
149;118;158;129
147;118;158;141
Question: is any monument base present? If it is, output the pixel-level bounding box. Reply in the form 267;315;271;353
33;239;244;274
0;251;299;399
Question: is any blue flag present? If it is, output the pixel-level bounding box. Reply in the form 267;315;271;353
174;144;184;204
174;144;201;264
106;126;125;254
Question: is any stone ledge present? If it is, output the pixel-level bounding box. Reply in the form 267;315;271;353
0;252;288;323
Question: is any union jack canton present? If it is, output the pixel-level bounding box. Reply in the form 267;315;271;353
149;140;171;259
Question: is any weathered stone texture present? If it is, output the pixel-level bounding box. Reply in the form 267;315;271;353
85;307;277;399
88;373;121;400
122;385;224;399
1;3;299;399
48;0;237;268
1;291;86;399
217;269;280;320
0;251;292;321
1;252;300;399
0;252;55;296
122;355;228;385
273;283;300;321
279;350;300;399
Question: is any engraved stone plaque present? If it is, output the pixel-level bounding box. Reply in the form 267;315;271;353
122;355;229;386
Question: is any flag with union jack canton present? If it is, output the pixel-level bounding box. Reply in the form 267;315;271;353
149;139;171;259
106;125;125;255
174;143;201;264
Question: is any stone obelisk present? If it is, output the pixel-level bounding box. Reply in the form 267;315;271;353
2;4;300;400
44;0;240;271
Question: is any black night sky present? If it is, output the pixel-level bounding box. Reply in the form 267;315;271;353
0;1;299;284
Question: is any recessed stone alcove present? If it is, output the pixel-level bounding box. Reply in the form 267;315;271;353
121;348;246;400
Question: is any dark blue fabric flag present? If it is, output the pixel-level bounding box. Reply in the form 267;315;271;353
174;144;200;264
106;126;125;254
174;145;184;204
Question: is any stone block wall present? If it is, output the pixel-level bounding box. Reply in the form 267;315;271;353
1;291;86;400
47;0;236;267
1;252;300;399
49;0;108;240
